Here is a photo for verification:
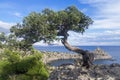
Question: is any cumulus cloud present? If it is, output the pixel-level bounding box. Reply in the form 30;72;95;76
79;0;120;30
0;20;15;29
67;30;120;46
90;19;120;29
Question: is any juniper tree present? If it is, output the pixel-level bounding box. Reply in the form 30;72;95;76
10;6;94;68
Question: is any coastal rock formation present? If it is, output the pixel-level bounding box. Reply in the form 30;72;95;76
42;47;112;64
93;47;112;60
48;48;117;80
48;63;120;80
42;51;81;64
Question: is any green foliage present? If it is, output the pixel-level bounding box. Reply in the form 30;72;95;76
0;49;49;80
0;32;21;49
4;49;21;63
10;6;93;49
5;34;19;48
0;32;6;42
0;42;3;48
0;32;6;48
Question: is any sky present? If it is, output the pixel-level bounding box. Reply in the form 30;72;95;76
0;0;120;46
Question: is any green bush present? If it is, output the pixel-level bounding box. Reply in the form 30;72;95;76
0;49;49;80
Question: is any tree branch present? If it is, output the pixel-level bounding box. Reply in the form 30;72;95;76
61;31;94;68
61;39;85;55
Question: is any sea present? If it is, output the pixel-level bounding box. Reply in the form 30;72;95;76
34;46;120;66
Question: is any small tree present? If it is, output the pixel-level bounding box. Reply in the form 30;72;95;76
11;6;94;68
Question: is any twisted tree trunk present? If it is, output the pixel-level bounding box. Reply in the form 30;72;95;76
61;32;94;68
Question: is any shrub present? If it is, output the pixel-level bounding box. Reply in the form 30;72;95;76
0;49;49;80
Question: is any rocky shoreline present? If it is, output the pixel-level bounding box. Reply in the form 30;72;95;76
48;62;120;80
44;48;119;80
42;47;112;64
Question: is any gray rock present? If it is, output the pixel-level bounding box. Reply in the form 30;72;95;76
93;47;112;60
48;63;120;80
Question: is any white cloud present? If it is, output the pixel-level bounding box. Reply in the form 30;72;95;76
90;19;120;29
67;30;120;46
104;30;120;35
33;41;48;46
13;12;22;18
79;0;120;30
79;0;108;4
77;41;120;46
0;20;15;29
33;39;63;46
81;8;88;13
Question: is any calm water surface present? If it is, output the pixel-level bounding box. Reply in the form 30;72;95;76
34;46;120;66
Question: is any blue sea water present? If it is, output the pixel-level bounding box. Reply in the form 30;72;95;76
34;46;120;66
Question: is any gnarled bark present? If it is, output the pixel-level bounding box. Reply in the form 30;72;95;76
61;36;94;68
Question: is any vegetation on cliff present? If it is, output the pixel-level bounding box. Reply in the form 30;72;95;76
0;49;49;80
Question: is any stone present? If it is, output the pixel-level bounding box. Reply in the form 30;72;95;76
48;63;120;80
110;63;120;67
93;47;112;60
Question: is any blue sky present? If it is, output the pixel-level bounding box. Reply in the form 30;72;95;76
0;0;120;46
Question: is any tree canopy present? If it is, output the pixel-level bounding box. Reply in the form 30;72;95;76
10;6;93;47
